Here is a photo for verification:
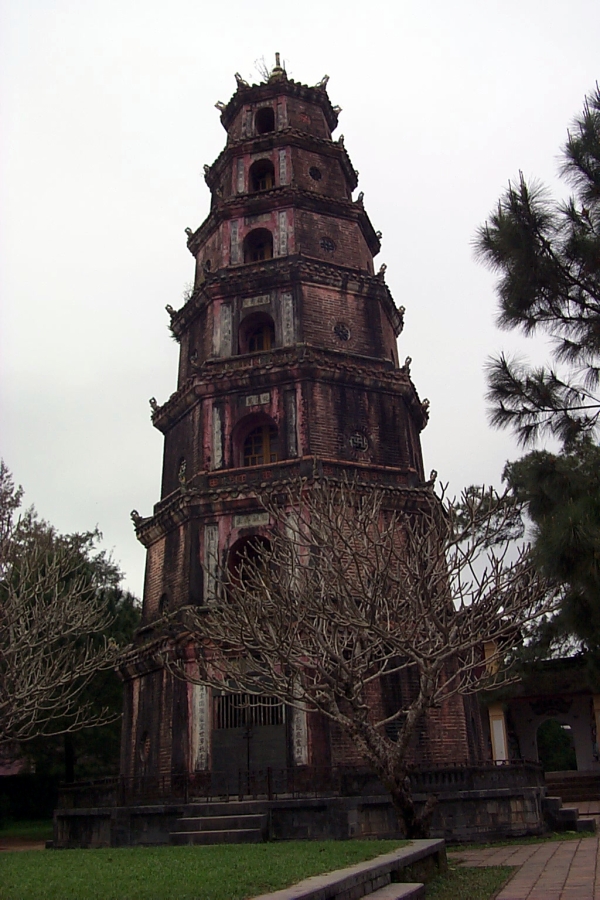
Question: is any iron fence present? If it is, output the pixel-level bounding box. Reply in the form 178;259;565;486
57;760;542;810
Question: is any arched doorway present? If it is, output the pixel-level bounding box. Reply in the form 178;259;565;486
537;718;577;772
211;536;288;790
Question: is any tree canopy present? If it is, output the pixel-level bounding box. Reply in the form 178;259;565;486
0;461;135;748
476;86;600;449
477;86;600;661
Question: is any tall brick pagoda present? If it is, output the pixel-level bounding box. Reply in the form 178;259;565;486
120;59;484;787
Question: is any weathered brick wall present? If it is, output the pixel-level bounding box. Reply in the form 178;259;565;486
303;379;415;469
291;146;349;198
299;283;392;358
295;209;372;272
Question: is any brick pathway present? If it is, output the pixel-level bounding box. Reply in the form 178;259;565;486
449;837;600;899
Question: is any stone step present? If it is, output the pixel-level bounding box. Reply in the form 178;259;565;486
368;885;425;900
171;828;263;845
576;817;597;833
174;814;265;832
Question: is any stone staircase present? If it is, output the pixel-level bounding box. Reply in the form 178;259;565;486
542;794;596;833
170;808;267;845
545;770;600;803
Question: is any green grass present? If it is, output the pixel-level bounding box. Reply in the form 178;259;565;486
0;820;53;841
426;865;515;900
0;839;404;900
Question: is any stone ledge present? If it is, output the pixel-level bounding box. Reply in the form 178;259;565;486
250;840;445;900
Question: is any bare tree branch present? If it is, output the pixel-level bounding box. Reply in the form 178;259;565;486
0;462;122;745
161;476;557;837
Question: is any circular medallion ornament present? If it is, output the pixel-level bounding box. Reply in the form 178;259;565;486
333;322;351;341
349;432;369;452
309;166;322;181
320;236;336;253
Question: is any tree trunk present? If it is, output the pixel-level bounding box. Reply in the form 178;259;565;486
64;734;75;783
382;772;438;839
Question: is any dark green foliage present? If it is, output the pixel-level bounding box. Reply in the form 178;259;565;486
477;89;600;660
504;443;600;660
25;589;140;780
0;461;140;771
476;86;600;448
0;776;59;824
536;719;577;772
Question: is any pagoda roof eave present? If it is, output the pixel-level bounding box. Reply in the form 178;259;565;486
219;78;340;133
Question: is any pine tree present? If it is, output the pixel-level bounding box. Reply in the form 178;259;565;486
477;87;600;659
476;86;600;448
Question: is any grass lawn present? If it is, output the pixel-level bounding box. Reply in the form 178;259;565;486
0;839;404;900
0;820;53;841
426;864;515;899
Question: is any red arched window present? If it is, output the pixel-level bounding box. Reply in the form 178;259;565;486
243;424;278;466
243;229;273;263
249;159;275;192
248;321;274;352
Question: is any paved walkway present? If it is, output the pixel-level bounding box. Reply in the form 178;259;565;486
0;837;45;852
449;836;600;899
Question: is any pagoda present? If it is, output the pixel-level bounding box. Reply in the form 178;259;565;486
120;58;484;788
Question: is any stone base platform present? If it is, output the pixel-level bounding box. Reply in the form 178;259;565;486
54;786;547;849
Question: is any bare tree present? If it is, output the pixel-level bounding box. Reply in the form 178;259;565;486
0;462;121;745
166;476;557;838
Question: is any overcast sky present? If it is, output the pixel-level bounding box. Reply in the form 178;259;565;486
1;0;598;595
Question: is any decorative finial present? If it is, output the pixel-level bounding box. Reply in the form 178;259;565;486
428;469;438;485
316;75;330;89
376;230;382;240
203;164;210;175
185;227;193;239
378;263;387;277
149;397;159;412
165;304;176;317
332;105;342;114
422;398;430;410
130;509;142;526
403;357;412;374
234;72;249;88
215;101;226;112
338;134;345;147
269;52;286;80
357;191;364;204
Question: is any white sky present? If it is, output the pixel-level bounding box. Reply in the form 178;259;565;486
1;0;598;595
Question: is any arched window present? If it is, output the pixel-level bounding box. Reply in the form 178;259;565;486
238;312;276;355
249;159;275;192
248;321;274;352
243;423;278;466
243;228;273;263
229;535;271;582
255;106;275;134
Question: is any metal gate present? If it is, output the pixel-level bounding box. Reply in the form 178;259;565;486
211;693;287;793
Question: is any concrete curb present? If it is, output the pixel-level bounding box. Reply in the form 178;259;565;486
250;839;445;900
